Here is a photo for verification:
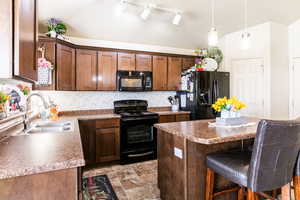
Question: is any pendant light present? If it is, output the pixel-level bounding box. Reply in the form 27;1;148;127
241;0;250;50
172;12;182;25
208;0;218;46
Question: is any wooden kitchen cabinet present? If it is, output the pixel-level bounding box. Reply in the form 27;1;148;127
98;51;117;90
136;54;152;71
118;52;136;71
182;57;195;71
159;113;190;123
153;56;168;91
79;120;96;165
168;57;182;90
13;0;37;81
95;128;120;163
57;44;76;90
76;49;97;91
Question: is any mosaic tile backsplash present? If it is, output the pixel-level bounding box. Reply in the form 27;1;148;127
38;91;176;111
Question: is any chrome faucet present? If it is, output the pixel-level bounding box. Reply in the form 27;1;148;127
24;93;49;130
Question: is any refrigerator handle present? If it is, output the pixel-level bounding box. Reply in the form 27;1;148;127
212;80;219;103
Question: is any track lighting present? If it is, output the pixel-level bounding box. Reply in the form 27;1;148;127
241;32;251;50
172;13;182;25
140;6;151;20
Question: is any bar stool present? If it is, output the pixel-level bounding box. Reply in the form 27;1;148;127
205;120;300;200
294;153;300;200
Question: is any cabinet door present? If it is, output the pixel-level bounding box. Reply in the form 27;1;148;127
96;128;120;163
13;0;37;80
118;52;135;71
136;54;152;71
98;51;117;90
76;49;97;90
153;56;168;91
56;44;76;91
168;57;182;91
78;120;96;165
182;57;195;71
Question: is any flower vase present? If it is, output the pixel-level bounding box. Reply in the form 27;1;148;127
0;103;7;120
221;110;240;119
49;30;57;38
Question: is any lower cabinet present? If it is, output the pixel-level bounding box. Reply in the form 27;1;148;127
95;127;120;163
159;113;190;123
79;118;120;165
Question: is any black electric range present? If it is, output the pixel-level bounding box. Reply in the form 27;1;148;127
114;100;159;164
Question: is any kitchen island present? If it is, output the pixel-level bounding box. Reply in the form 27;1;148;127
154;118;259;200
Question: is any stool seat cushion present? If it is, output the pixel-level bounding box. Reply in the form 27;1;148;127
207;150;252;187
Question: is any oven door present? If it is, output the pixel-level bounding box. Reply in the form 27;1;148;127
118;75;144;91
120;116;158;162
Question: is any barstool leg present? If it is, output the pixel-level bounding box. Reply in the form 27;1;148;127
205;168;215;200
294;176;300;200
247;189;255;200
281;183;291;200
238;187;244;200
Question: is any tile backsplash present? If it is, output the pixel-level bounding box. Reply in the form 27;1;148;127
38;91;176;111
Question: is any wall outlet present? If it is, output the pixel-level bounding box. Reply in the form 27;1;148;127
174;147;183;159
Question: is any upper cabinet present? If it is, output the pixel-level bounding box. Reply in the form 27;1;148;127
13;0;37;81
182;57;195;71
153;56;168;91
118;52;136;71
56;44;76;91
168;57;182;90
98;52;117;91
76;49;97;91
136;54;152;71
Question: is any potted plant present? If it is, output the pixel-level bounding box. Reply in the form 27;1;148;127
212;97;246;119
0;92;10;119
47;18;67;38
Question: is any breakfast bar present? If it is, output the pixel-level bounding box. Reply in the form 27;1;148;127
154;118;259;200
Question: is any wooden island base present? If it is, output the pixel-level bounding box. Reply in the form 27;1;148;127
157;129;254;200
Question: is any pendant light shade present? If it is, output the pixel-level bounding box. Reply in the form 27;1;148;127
208;27;218;46
208;0;218;46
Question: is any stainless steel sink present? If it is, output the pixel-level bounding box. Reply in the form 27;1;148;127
25;120;73;134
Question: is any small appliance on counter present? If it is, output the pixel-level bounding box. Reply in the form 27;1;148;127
114;100;158;164
117;71;152;92
177;71;230;120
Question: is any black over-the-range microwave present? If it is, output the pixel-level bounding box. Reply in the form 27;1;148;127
117;71;152;91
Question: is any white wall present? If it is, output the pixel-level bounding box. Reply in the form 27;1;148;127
0;1;13;78
219;22;289;119
38;91;176;111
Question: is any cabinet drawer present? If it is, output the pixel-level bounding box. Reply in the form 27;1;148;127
176;114;190;122
159;115;176;123
95;119;120;129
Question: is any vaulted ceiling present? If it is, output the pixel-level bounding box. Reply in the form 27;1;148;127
38;0;300;49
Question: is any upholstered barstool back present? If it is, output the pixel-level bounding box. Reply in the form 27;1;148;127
247;120;300;192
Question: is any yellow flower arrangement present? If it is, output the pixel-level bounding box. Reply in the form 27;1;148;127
212;96;246;113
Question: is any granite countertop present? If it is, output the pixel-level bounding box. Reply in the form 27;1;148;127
0;117;85;180
154;118;259;145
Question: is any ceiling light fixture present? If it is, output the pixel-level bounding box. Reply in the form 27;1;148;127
140;5;152;20
208;0;218;46
115;0;127;16
172;12;182;25
241;0;251;50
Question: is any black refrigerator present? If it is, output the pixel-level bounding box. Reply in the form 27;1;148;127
177;71;230;120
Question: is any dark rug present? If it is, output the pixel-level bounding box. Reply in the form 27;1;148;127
82;175;119;200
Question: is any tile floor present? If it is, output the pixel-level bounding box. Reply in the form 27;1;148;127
83;160;160;200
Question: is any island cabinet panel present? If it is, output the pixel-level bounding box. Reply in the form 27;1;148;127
0;168;78;200
76;49;97;91
98;51;117;91
176;114;190;122
168;57;182;91
56;44;76;90
14;0;37;81
117;52;136;71
182;57;195;71
95;128;120;163
136;54;152;71
153;56;168;91
159;114;190;123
